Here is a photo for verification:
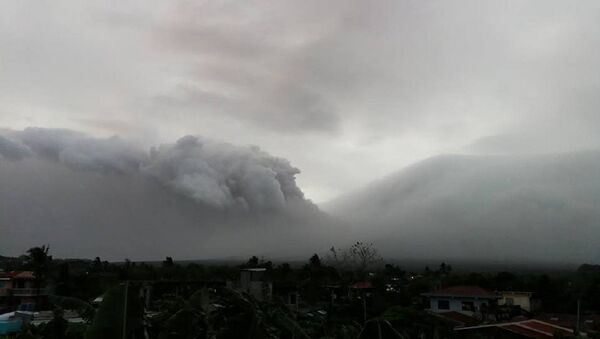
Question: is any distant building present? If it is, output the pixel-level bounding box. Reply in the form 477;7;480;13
348;281;374;299
227;268;272;301
497;291;534;312
422;285;497;316
272;282;300;310
0;271;48;312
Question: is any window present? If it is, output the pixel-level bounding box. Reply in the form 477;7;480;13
437;299;450;310
462;301;474;311
505;297;514;306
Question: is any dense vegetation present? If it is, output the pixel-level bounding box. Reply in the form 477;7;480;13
1;245;600;338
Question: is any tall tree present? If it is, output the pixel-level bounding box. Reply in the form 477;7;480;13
309;254;322;268
26;245;52;310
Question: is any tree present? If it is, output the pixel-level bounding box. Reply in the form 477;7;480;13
309;254;322;268
26;245;52;310
85;284;143;339
328;242;383;274
243;256;259;268
347;242;383;273
43;308;69;339
90;257;102;273
163;257;175;268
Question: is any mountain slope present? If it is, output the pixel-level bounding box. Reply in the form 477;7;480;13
325;152;600;263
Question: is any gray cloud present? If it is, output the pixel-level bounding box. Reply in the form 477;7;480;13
0;134;33;160
142;135;305;210
325;152;600;263
0;156;337;260
2;0;600;201
1;127;307;212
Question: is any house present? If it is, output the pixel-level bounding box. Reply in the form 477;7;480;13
422;285;497;316
0;271;48;312
272;281;300;310
497;291;534;312
348;281;374;299
226;268;272;301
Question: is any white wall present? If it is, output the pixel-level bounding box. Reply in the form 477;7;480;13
428;297;491;315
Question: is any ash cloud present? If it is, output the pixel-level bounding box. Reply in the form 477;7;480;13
0;134;33;160
142;135;304;211
326;152;600;264
1;127;307;212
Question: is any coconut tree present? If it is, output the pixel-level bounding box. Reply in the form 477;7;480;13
26;245;52;310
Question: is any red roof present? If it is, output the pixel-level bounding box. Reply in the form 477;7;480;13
437;311;480;327
424;285;496;298
522;320;572;336
458;319;574;338
534;313;600;331
0;271;35;279
500;324;547;338
11;271;35;279
350;282;373;289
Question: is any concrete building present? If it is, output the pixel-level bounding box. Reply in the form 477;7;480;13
497;291;534;312
227;268;272;301
0;271;48;312
422;285;497;316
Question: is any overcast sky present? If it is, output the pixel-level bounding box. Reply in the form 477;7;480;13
2;0;600;202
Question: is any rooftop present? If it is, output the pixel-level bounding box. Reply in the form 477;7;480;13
457;319;574;338
350;281;374;289
0;271;35;280
422;285;496;298
436;311;480;327
497;291;534;296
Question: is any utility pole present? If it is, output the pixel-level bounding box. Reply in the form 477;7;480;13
122;281;129;339
363;293;367;324
576;299;581;336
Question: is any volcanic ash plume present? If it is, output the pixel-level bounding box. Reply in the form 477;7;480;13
0;127;306;212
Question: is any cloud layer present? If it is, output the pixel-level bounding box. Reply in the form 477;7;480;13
326;152;600;264
0;128;306;212
3;1;600;201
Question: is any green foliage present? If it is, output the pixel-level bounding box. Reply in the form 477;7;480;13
49;295;96;322
381;306;452;338
84;284;143;339
358;318;405;339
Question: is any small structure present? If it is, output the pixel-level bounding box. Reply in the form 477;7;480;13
497;291;534;312
272;282;300;310
422;285;497;316
348;281;374;299
227;268;272;301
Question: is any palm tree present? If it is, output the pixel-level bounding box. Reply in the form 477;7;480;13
26;245;52;310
